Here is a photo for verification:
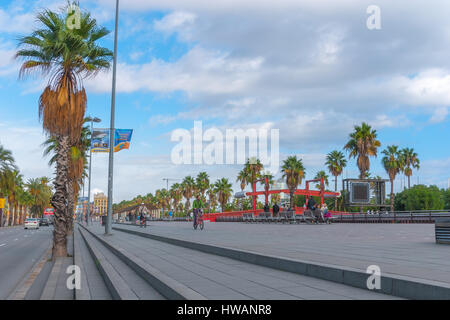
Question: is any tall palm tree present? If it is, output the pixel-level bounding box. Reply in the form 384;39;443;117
382;145;403;212
0;144;16;227
281;156;305;209
243;158;264;211
314;171;329;189
181;176;195;214
26;178;52;218
400;147;420;189
325;150;347;210
170;183;182;216
344;122;381;179
0;144;16;172
3;170;23;226
43;118;91;234
16;6;112;257
206;186;217;213
236;169;248;192
195;172;210;202
214;178;233;213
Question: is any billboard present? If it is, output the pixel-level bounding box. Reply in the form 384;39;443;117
43;208;54;215
91;129;133;153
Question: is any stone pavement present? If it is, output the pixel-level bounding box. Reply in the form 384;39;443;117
88;224;396;300
113;222;450;286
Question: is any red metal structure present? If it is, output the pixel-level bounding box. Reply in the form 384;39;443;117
203;177;340;222
246;177;339;212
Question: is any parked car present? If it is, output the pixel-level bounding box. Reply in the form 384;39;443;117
39;218;50;226
24;218;39;229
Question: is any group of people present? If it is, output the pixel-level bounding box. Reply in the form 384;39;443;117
263;198;331;223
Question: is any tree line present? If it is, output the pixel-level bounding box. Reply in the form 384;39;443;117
0;144;52;227
115;122;424;215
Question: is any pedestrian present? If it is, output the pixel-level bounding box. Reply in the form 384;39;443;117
272;202;280;217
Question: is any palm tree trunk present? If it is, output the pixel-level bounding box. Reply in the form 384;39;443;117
5;203;11;227
66;180;74;236
408;175;411;189
51;135;70;259
390;179;394;212
334;175;338;211
290;190;294;210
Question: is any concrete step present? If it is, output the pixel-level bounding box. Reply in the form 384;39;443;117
74;226;112;300
79;224;204;300
80;227;162;300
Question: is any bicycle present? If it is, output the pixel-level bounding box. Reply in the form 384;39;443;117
193;209;204;230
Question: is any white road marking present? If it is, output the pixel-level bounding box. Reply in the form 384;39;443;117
0;244;5;247
14;238;18;241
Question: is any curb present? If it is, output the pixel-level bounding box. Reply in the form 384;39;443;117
113;226;450;300
78;227;138;300
79;224;206;300
73;227;91;300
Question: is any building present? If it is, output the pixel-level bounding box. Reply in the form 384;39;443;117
94;192;108;216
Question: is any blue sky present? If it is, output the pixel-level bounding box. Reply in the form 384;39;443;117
0;0;449;202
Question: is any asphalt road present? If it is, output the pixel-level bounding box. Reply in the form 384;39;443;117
0;225;52;299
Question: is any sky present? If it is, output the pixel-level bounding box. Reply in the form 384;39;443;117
0;0;449;202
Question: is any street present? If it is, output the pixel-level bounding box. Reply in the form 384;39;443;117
0;226;52;299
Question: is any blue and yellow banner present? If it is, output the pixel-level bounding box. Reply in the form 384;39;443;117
91;129;133;153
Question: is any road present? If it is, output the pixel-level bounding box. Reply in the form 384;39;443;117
0;225;52;299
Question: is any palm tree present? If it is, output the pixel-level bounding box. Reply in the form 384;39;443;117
243;158;264;211
26;177;52;218
181;176;195;214
0;144;16;172
0;144;16;227
400;148;420;189
206;186;217;213
382;145;403;212
314;171;329;189
214;178;233;213
43;118;91;234
3;170;23;226
170;183;182;216
16;6;112;257
236;169;248;192
281;156;305;209
344;122;381;179
195;172;210;202
325;150;347;210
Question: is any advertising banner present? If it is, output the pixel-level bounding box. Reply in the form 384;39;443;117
0;198;5;209
91;129;133;153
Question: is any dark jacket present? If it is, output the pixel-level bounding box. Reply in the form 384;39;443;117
307;198;316;210
272;204;280;215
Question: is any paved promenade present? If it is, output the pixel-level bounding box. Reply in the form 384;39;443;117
88;224;395;299
114;222;450;286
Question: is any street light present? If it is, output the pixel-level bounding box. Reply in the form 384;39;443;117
105;0;120;235
87;116;101;226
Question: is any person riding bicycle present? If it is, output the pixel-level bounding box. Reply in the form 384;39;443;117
139;203;147;228
192;194;205;227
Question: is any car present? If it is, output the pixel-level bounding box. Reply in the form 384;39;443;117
24;218;40;229
39;218;50;226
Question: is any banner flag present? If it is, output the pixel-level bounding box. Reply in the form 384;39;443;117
91;129;133;153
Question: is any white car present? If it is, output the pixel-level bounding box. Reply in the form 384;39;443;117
24;218;40;229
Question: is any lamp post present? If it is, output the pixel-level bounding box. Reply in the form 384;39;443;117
105;0;120;235
87;117;101;226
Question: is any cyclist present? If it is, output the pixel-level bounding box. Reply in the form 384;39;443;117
192;194;205;228
139;203;147;228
